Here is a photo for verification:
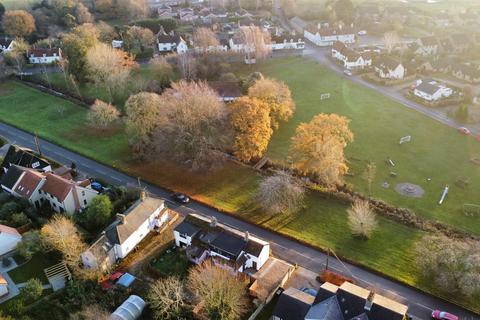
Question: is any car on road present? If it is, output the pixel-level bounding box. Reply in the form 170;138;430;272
431;310;458;320
458;127;470;135
343;69;353;76
172;192;190;204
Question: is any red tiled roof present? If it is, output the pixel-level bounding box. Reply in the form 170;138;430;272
13;169;43;198
41;172;74;202
28;48;61;58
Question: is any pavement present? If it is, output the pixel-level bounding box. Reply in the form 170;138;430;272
0;123;479;319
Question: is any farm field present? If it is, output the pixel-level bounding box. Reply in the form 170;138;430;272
0;80;478;310
236;57;480;236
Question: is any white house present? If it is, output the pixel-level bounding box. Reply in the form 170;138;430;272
0;224;22;256
174;213;270;272
0;38;15;53
157;32;188;54
332;41;372;70
374;56;405;80
81;195;169;272
0;166;98;214
1;145;52;174
27;48;62;64
304;24;355;46
414;79;453;101
269;34;305;51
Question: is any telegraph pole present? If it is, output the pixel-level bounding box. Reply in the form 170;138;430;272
34;134;42;156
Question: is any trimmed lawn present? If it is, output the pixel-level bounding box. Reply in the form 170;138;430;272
236;57;480;236
151;248;190;278
8;252;61;285
0;81;478;310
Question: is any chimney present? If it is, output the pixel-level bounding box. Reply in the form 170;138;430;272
244;231;249;241
116;213;126;224
140;190;146;201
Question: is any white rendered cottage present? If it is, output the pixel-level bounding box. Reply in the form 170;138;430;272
304;24;355;47
174;213;270;272
414;79;453;101
157;31;188;54
81;195;169;272
331;41;372;70
28;48;62;64
0;224;22;256
374;56;405;79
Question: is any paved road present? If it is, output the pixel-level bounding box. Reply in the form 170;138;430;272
0;123;478;319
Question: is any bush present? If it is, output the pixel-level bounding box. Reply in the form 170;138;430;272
0;201;19;219
133;47;154;60
21;278;43;303
9;212;31;227
82;195;113;230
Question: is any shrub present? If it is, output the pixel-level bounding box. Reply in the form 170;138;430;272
9;212;30;227
21;278;43;303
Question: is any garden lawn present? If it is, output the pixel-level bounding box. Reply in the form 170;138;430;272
151;248;190;278
236;57;480;236
1;81;478;311
8;252;61;285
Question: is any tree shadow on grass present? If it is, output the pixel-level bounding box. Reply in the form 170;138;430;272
62;123;123;142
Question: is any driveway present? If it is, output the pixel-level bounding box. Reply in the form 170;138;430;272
0;123;478;319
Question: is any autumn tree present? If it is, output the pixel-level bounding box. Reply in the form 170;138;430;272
75;2;94;24
362;162;376;196
383;31;399;54
347;199;377;239
124;25;155;53
87;100;120;129
16;230;42;260
257;171;305;215
248;77;295;129
86;42;137;101
96;21;117;43
241;71;264;93
21;278;43;303
187;261;249;320
289;113;353;185
416;235;480;297
239;26;271;62
41;215;89;277
61;23;99;81
151;81;229;170
193;27;220;52
228;96;272;162
2;10;36;38
5;38;29;76
125;92;163;152
147;276;190;320
150;56;174;87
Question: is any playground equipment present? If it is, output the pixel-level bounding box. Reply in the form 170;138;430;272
438;185;449;205
399;135;411;144
320;93;331;100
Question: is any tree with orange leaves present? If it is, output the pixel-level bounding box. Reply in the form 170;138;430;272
289;113;353;185
228;96;272;162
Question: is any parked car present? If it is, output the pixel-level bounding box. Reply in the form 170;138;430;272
344;69;353;76
431;310;458;320
101;272;124;290
458;127;470;135
172;192;190;204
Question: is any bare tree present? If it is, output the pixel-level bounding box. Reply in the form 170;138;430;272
5;38;30;77
193;27;220;53
347;199;377;239
257;171;305;215
124;26;155;52
147;276;190;320
362;162;376;196
87;99;120;129
150;56;174;87
173;53;197;80
41;215;90;278
151;81;230;170
187;260;249;320
239;26;271;63
86;43;137;102
383;31;399;54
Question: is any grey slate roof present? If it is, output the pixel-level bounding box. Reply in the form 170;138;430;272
305;296;343;320
174;220;201;237
416;82;440;95
1;145;50;172
210;231;246;257
273;288;315;320
0;165;24;189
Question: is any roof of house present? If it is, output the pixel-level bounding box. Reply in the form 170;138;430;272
305;24;318;34
174;220;201;237
0;224;21;237
209;81;242;99
319;27;354;37
28;48;61;58
157;33;184;44
415;82;442;95
451;63;480;78
1;145;50;171
105;196;165;245
272;287;315;320
337;282;370;317
13;169;43;198
374;56;402;72
271;34;304;43
305;295;344;320
210;231;247;257
369;294;408;320
41;172;76;201
0;38;13;48
0;165;24;190
419;36;438;47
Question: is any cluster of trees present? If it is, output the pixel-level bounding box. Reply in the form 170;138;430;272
416;235;480;297
147;261;249;320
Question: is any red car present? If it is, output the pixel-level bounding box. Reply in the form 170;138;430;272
431;310;458;320
458;127;471;135
101;271;124;290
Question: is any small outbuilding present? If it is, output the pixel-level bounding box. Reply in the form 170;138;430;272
0;224;22;256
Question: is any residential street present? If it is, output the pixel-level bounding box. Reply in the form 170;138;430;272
0;123;478;319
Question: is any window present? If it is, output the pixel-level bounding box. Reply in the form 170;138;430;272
83;200;87;205
82;191;85;196
60;207;64;213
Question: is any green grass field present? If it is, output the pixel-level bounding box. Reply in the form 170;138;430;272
0;81;478;310
2;0;40;9
238;57;480;236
